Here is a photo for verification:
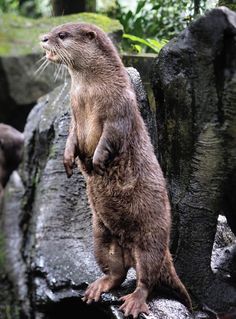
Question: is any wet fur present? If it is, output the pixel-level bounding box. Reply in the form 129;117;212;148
41;23;192;317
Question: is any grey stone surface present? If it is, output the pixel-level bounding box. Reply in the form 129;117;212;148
2;171;28;317
212;215;236;283
152;6;236;312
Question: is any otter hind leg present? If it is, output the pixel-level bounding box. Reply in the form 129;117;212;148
160;249;192;310
119;245;166;318
82;214;127;304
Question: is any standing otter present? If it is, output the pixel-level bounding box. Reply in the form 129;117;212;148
40;23;191;317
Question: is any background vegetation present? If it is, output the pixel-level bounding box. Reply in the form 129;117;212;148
0;0;231;52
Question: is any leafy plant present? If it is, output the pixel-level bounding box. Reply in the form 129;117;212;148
0;0;51;17
123;33;168;53
108;0;211;53
0;0;19;13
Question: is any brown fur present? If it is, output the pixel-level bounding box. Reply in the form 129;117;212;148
41;23;192;317
0;124;24;198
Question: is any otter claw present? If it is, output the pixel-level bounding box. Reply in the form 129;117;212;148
65;166;73;178
63;157;76;178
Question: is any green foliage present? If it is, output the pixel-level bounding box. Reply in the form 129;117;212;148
0;0;19;13
108;0;191;53
19;0;51;18
108;0;213;53
0;0;51;17
116;0;190;39
123;33;168;53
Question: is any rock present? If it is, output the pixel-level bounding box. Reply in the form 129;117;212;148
1;171;27;318
0;124;24;198
127;67;158;152
122;54;158;153
0;13;123;131
212;215;236;283
219;1;236;11
1;68;191;318
151;7;236;312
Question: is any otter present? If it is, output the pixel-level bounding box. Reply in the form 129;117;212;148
40;23;192;318
0;123;24;198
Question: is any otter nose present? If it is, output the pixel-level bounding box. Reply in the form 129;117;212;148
40;35;49;43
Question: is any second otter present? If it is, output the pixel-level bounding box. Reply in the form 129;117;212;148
40;23;192;318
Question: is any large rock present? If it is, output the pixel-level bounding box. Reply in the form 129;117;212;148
1;68;192;319
151;7;236;312
0;13;123;131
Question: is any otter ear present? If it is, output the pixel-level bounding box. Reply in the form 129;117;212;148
86;31;96;41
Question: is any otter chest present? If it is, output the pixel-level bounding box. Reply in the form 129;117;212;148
71;92;102;157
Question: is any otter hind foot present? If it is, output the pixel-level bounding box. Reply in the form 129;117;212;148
82;275;120;304
119;288;150;318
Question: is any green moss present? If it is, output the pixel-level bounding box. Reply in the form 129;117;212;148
218;1;236;10
0;13;123;57
49;144;57;159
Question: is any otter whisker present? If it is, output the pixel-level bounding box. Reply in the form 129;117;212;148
55;48;67;65
38;60;50;77
54;63;63;82
61;65;68;83
53;63;58;79
59;44;74;66
34;59;50;77
54;44;68;66
35;55;47;65
58;46;72;67
61;65;67;81
34;58;48;74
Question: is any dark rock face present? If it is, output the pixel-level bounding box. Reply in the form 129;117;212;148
0;55;63;131
152;7;236;312
1;69;193;319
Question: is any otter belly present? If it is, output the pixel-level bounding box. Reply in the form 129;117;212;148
87;169;170;246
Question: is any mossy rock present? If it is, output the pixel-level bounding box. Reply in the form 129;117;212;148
219;1;236;11
0;13;123;56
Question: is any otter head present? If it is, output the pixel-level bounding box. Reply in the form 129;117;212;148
40;23;110;70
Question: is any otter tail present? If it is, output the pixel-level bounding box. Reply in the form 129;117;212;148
159;250;192;311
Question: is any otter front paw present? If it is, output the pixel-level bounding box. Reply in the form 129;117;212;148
92;150;109;176
92;157;106;176
63;153;76;178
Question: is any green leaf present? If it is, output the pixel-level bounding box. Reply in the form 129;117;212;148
123;33;152;46
135;0;146;15
123;33;168;53
147;38;168;50
124;10;133;25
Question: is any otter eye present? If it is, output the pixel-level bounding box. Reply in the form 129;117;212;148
58;32;68;40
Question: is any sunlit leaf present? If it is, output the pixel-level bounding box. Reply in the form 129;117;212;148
135;0;146;15
123;33;168;53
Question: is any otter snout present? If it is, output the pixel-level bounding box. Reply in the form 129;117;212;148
39;34;51;50
39;33;59;62
40;34;49;43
